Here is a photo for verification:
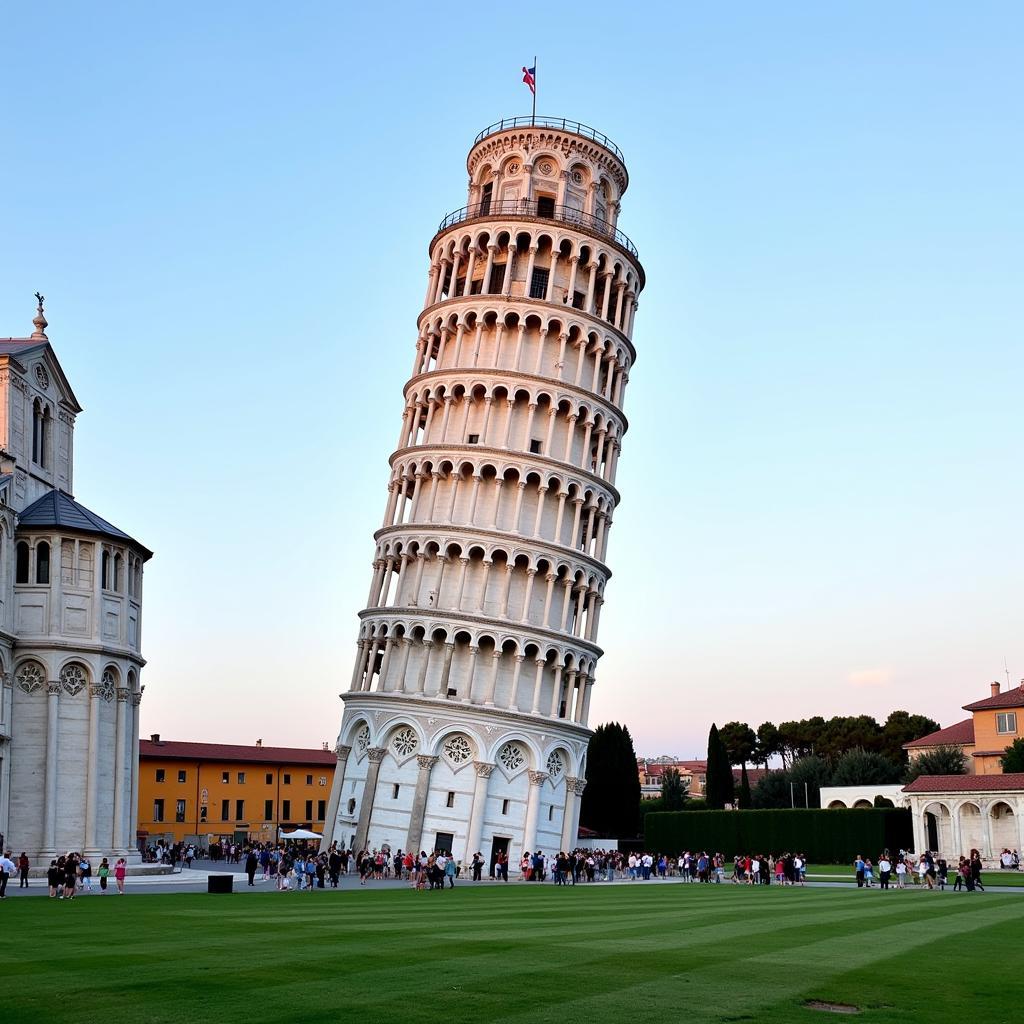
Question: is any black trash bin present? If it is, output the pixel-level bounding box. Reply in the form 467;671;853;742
207;874;234;894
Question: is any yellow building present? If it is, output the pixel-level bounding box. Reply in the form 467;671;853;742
137;736;336;846
904;680;1024;775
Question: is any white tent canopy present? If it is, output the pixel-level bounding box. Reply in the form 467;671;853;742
279;828;323;840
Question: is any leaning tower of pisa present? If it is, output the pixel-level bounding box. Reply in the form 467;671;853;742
323;117;643;869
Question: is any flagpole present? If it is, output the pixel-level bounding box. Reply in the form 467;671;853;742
532;55;537;125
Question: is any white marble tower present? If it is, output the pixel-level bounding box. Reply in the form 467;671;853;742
324;117;643;869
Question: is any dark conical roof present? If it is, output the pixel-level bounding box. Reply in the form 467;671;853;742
18;489;152;559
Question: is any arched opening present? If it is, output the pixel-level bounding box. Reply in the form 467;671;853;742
15;541;29;584
35;541;50;584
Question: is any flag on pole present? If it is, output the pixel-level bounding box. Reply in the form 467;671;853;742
522;64;536;95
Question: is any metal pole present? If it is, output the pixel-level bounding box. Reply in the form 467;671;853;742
805;781;809;809
532;56;537;125
790;782;794;809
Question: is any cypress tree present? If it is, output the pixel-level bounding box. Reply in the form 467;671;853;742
705;724;735;810
739;762;751;809
580;722;641;837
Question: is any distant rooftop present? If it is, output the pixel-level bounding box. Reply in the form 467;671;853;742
19;489;152;559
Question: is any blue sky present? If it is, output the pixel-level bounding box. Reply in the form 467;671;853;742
2;2;1020;757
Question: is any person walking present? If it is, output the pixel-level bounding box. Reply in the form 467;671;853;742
0;850;16;899
97;858;110;893
245;848;258;886
114;857;127;894
444;853;457;889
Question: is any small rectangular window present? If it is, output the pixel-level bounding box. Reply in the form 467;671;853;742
177;770;186;783
237;772;246;784
175;799;186;823
529;268;550;299
282;799;291;819
392;784;400;800
488;263;505;294
536;195;555;218
529;439;542;454
305;799;313;819
221;799;230;821
153;799;164;822
548;805;554;821
501;799;510;815
221;771;229;784
306;774;313;786
317;799;326;820
235;799;245;821
446;791;455;808
572;291;585;310
200;806;208;821
155;769;165;783
264;799;274;820
266;772;273;785
467;433;479;444
997;712;1018;734
283;773;291;785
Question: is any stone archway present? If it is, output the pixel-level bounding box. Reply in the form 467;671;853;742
989;801;1017;857
923;801;953;855
958;802;984;857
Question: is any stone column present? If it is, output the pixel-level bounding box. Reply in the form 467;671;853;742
507;655;525;711
951;805;963;857
911;802;925;857
569;777;586;848
414;640;433;695
322;744;352;847
463;761;495;863
112;687;130;853
354;747;387;853
530;658;546;714
483;651;501;706
437;642;456;698
41;681;60;857
561;777;580;850
128;689;142;859
521;771;549;861
460;645;479;703
404;754;439;855
393;639;413;693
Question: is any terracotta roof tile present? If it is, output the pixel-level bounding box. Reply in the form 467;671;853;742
903;772;1024;793
903;718;975;749
963;686;1024;711
140;739;336;766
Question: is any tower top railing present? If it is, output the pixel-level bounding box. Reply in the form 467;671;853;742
437;200;639;260
473;117;625;164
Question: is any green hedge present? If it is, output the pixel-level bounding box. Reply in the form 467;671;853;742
644;808;912;863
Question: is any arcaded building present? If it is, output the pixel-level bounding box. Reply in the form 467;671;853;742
323;117;644;867
0;299;151;860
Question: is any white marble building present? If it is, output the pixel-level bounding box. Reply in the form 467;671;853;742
323;117;644;869
0;298;151;861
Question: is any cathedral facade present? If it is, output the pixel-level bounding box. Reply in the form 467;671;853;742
323;117;643;868
0;299;151;861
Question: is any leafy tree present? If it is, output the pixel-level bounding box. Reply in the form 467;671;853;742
660;766;689;810
830;747;904;786
751;770;790;809
905;744;968;779
816;716;883;762
738;762;752;808
580;722;641;837
880;711;941;765
719;721;757;766
873;795;895;808
705;724;735;809
755;722;781;768
1000;738;1024;774
787;755;832;808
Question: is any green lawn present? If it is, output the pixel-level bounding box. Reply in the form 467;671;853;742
807;864;1024;886
5;884;1023;1024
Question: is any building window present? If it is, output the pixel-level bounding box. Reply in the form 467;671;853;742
467;433;479;444
392;784;400;800
488;262;505;294
283;773;291;785
237;772;246;784
305;800;313;819
529;439;542;454
15;542;29;584
997;712;1018;734
41;408;51;469
501;799;510;815
155;769;165;783
446;791;455;808
221;799;230;821
221;771;229;784
153;799;164;822
265;772;273;785
317;799;326;820
101;550;111;589
235;800;245;821
32;400;42;464
35;541;49;584
200;806;208;822
178;770;187;783
536;195;555;218
114;553;123;592
264;799;274;820
282;800;291;819
175;800;186;823
347;798;356;815
548;805;554;821
480;181;493;216
529;268;549;299
305;773;313;785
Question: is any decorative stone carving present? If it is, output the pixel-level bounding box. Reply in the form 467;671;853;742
89;685;104;699
391;727;419;757
498;742;526;772
546;750;565;780
474;761;495;778
130;692;143;707
335;743;352;760
442;734;473;766
116;687;130;702
572;778;587;796
35;364;49;389
416;754;439;771
355;724;370;757
16;662;44;694
367;746;387;764
59;664;88;696
46;682;61;696
528;770;550;786
100;669;117;702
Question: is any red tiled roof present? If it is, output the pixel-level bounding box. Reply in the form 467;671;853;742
638;760;708;776
734;768;768;785
903;773;1024;793
963;685;1024;712
139;739;336;766
903;718;975;749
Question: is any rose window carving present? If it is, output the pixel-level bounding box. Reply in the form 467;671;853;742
355;725;370;757
442;735;473;766
16;662;44;694
60;664;88;696
100;669;117;702
391;728;418;757
546;751;565;779
538;160;554;175
506;161;520;175
498;743;526;772
572;170;584;185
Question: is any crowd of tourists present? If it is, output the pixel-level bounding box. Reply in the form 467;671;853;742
854;849;991;891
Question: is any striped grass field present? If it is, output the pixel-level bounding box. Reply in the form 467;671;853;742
807;863;1024;886
6;883;1022;1024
